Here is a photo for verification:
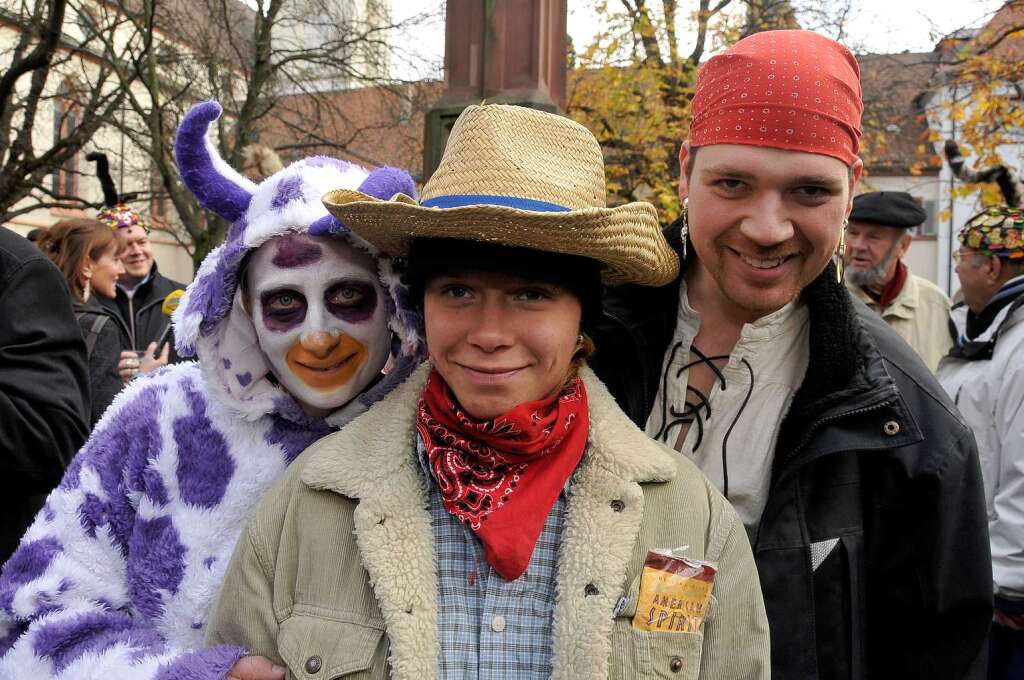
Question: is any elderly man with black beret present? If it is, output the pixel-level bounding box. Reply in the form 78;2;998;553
844;190;952;370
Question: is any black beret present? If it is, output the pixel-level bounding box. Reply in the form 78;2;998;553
850;191;927;229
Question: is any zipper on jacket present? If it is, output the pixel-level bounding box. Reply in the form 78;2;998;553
127;296;136;349
130;295;168;351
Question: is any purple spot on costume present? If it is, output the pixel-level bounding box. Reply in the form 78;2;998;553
188;237;248;343
142;467;170;506
0;622;25;656
77;494;104;538
0;538;62;611
236;372;252;387
57;456;84;492
127;516;186;620
67;384;167;555
33;610;166;673
357;166;416;201
270;175;304;210
174;380;233;508
265;416;332;464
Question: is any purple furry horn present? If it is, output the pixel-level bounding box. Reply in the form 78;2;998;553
174;100;257;223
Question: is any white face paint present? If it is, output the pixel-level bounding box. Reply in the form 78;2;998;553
246;233;391;416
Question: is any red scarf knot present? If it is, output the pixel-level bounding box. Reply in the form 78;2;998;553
416;369;589;581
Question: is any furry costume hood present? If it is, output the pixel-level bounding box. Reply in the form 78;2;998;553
171;100;422;423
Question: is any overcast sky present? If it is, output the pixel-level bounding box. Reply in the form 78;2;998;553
388;0;1007;80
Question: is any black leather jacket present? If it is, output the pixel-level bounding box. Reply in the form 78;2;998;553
99;262;186;362
591;220;993;679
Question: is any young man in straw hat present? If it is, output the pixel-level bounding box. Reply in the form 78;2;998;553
590;29;992;679
208;103;771;679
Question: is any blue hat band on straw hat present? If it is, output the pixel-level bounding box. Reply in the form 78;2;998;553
421;194;571;212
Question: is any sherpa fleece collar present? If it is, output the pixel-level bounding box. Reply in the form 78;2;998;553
300;362;677;680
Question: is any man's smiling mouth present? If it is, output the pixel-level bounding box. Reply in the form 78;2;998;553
737;252;795;269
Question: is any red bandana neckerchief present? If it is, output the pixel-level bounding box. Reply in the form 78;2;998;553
415;368;589;581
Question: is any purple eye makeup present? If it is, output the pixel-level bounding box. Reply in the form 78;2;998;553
325;280;377;323
261;289;308;331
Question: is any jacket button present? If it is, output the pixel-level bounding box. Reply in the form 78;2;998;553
584;583;599;596
883;420;901;436
304;655;322;674
610;499;625;512
669;656;684;673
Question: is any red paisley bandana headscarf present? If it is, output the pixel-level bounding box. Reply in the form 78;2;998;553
416;368;589;581
690;29;863;165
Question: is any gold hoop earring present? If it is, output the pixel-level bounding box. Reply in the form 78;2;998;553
835;218;848;284
679;198;689;259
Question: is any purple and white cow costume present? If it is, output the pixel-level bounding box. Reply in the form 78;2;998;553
0;101;423;679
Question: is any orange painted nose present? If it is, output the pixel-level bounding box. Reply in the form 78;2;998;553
300;331;340;359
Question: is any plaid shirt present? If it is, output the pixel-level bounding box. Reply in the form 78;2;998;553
417;438;565;680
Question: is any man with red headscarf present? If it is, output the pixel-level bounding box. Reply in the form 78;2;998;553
593;29;991;679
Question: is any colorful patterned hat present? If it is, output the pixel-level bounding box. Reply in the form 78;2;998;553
959;206;1024;259
97;202;147;232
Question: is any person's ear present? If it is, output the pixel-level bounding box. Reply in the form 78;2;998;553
846;159;864;217
987;255;1003;285
897;232;914;259
678;143;692;202
81;257;94;281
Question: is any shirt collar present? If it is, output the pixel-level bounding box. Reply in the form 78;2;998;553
677;277;808;345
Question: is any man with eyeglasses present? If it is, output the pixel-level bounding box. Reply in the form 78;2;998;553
938;205;1024;679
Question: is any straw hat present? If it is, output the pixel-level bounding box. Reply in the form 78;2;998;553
322;104;679;286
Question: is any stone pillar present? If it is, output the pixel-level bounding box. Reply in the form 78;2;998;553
424;0;567;178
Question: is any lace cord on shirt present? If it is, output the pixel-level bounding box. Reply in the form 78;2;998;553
652;343;728;448
654;342;755;498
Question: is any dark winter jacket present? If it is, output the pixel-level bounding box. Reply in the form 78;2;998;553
590;219;993;679
72;296;124;426
0;227;89;561
98;262;186;362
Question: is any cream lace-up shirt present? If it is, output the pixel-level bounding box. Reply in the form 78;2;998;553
645;279;810;538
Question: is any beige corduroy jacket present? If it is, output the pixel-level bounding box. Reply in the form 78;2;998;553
207;365;770;680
